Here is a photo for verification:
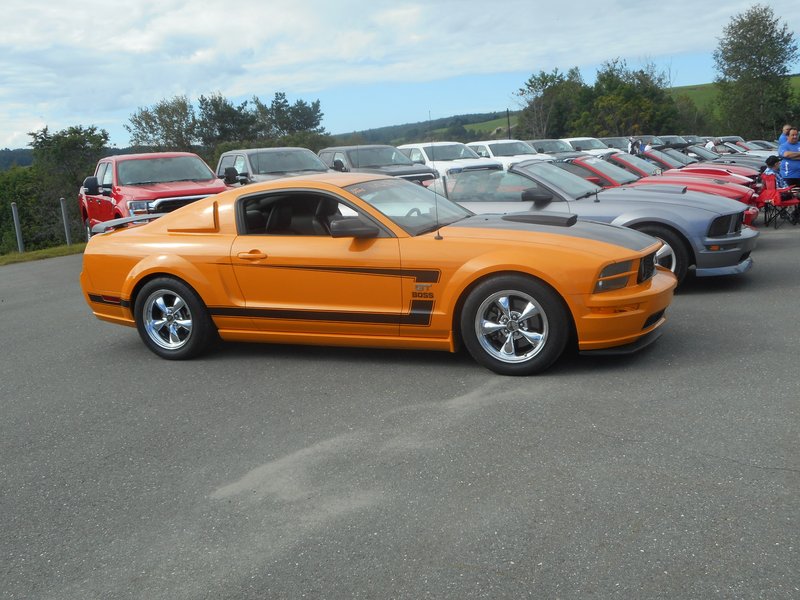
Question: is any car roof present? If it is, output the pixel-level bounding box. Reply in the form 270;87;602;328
319;145;395;152
105;151;201;161
221;147;313;156
398;141;465;148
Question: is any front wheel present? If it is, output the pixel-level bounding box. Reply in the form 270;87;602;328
84;218;92;241
636;224;689;285
460;275;569;375
134;278;214;360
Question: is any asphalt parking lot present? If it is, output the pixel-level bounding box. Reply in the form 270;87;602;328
1;226;798;599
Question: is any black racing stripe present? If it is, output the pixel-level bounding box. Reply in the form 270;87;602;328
451;213;656;252
210;300;434;326
239;264;441;283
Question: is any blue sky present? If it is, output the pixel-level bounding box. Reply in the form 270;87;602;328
1;1;798;149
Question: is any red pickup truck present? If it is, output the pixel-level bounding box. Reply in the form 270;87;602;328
79;152;228;239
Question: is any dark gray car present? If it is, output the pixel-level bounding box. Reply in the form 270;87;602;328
318;145;437;185
431;161;758;285
216;147;330;184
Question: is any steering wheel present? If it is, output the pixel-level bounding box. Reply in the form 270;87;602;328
405;207;422;217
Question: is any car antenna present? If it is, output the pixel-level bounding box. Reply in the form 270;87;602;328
428;111;443;240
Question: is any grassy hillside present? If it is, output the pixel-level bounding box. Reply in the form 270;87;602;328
669;74;800;112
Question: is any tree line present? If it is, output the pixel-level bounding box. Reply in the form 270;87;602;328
1;3;797;255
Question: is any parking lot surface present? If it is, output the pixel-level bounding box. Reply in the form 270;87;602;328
1;227;798;599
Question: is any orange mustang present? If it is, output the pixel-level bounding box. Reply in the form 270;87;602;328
81;173;676;375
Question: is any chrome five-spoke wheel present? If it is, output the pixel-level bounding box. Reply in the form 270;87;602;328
142;289;194;351
475;290;549;364
461;275;568;375
134;278;213;359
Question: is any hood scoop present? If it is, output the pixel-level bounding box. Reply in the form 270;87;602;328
501;212;578;227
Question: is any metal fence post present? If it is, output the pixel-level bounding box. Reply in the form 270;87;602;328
11;202;24;253
59;197;72;246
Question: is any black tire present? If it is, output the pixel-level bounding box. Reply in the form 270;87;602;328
460;275;569;376
636;224;689;285
84;218;92;241
134;278;214;360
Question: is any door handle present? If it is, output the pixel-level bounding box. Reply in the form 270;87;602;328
237;250;268;260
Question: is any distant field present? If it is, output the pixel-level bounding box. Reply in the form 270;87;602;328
669;74;800;112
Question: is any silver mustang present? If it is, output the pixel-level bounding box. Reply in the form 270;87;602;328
431;160;758;285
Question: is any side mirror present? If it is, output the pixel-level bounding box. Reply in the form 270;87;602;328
521;188;554;208
329;216;379;239
332;159;347;172
223;166;240;185
82;176;100;196
586;176;603;186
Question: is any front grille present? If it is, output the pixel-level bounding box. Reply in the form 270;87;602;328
638;251;656;283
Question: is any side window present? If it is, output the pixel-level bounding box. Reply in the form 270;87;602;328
234;155;248;175
100;163;113;187
95;162;108;185
409;149;424;163
471;145;489;158
318;151;333;167
239;193;361;236
333;152;347;168
217;155;235;176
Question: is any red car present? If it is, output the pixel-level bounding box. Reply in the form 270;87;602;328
557;155;759;224
608;151;759;187
79;152;228;240
638;148;760;182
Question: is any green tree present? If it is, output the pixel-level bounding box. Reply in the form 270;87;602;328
251;92;326;138
572;60;678;136
25;125;110;246
516;67;587;139
195;92;257;148
516;69;568;139
125;95;197;150
713;4;799;139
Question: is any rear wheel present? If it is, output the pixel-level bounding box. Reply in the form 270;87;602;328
460;275;569;376
134;278;214;360
636;224;689;285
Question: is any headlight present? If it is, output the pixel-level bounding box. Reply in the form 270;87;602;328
594;260;633;293
127;201;150;215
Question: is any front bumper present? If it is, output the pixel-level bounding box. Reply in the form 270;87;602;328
694;225;759;277
571;268;677;352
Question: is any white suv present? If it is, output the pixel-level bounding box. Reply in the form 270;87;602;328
398;141;502;177
466;139;550;169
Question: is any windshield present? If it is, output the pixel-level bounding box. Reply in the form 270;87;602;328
662;148;697;165
646;149;684;168
567;138;608;151
600;137;629;150
345;178;470;236
346;147;414;168
252;149;328;174
527;139;573;153
488;141;537;156
580;156;639;184
687;145;720;160
516;161;601;199
611;153;662;175
423;144;480;161
117;156;215;185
